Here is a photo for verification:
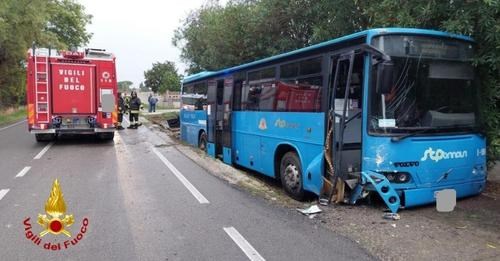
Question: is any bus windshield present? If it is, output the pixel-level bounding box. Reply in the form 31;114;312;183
369;35;479;134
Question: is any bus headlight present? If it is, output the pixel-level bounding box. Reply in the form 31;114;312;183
380;172;411;184
386;173;396;182
397;173;410;183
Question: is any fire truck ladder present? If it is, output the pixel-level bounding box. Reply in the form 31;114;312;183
34;49;50;124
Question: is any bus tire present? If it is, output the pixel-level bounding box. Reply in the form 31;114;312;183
198;131;207;152
280;151;305;200
35;134;55;142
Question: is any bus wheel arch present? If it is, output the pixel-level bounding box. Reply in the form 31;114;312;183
275;144;305;200
198;130;207;151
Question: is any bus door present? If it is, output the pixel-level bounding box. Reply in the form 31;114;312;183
326;51;364;201
206;77;233;163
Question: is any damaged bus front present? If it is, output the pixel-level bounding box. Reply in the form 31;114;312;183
340;32;486;212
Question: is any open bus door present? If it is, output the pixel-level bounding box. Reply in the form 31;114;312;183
324;48;401;213
324;51;361;203
206;77;233;164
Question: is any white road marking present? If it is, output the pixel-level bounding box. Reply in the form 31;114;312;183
152;147;209;204
0;189;10;201
223;227;266;261
15;166;31;178
34;142;54;160
0;119;27;132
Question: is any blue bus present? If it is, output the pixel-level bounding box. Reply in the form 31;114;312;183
180;28;486;213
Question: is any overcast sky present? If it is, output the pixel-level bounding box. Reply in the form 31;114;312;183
78;0;225;88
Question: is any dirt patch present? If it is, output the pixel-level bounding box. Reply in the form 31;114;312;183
143;112;178;126
315;189;500;261
147;119;500;261
484;181;500;196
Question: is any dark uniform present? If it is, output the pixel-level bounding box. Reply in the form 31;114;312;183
116;92;125;130
127;91;142;129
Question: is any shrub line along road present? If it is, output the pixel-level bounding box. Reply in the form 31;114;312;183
0;119;373;261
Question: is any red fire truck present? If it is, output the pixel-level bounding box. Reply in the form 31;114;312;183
26;48;118;142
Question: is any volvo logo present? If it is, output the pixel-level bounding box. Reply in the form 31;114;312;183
394;161;419;167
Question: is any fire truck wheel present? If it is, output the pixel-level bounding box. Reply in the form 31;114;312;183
280;151;305;200
98;132;114;141
35;134;55;142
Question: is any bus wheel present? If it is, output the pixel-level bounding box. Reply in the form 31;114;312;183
280;151;305;200
35;134;55;142
198;132;207;151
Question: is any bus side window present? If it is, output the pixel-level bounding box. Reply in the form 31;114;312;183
349;73;362;108
278;56;323;112
245;67;276;111
194;82;208;110
216;80;224;106
334;58;363;109
183;84;194;95
247;85;262;111
233;80;242;111
259;82;276;111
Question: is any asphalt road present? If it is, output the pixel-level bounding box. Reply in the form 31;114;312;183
0;120;374;261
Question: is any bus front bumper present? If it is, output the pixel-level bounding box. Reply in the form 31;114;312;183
402;179;486;208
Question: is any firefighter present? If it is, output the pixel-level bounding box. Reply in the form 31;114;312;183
116;92;125;130
127;90;143;129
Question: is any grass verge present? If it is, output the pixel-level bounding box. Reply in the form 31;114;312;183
0;107;26;126
143;111;179;123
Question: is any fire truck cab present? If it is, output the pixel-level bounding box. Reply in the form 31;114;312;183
26;48;118;142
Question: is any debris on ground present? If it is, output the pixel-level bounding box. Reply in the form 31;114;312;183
308;214;318;219
383;213;401;220
297;205;322;216
165;117;180;128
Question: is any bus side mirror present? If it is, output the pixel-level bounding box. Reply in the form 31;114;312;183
376;61;394;94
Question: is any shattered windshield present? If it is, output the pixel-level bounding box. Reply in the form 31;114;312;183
369;35;479;134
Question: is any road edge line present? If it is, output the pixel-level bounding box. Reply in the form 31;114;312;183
152;146;210;204
223;227;266;261
0;119;27;132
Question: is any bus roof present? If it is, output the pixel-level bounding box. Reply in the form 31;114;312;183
183;28;474;84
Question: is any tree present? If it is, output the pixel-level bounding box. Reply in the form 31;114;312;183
117;81;133;93
172;0;367;74
0;0;92;108
144;61;181;94
173;1;266;74
45;0;93;49
139;82;148;92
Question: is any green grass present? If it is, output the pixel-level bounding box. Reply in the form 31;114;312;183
161;111;179;120
0;107;26;126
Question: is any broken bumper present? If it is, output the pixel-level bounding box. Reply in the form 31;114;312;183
402;179;485;208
